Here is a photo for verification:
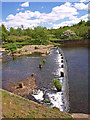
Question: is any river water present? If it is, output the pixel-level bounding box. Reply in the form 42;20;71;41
61;46;88;114
2;46;88;113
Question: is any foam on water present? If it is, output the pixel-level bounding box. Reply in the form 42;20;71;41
32;89;44;101
32;48;69;112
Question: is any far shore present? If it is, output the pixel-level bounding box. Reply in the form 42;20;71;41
6;45;54;57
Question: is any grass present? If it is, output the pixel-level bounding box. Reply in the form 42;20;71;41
1;89;72;119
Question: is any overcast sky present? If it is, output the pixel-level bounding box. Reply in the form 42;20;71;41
1;0;89;29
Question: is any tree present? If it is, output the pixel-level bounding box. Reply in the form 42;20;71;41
86;20;90;26
61;29;76;39
1;24;9;42
10;27;17;35
16;27;22;36
33;26;49;44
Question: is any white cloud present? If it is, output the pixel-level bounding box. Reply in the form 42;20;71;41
20;2;29;7
80;0;86;2
17;8;24;11
74;3;88;10
21;8;24;10
40;2;78;23
17;8;20;11
52;14;88;29
2;2;88;29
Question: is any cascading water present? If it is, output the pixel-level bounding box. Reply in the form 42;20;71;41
32;47;70;112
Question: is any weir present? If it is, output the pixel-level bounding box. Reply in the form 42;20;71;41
58;47;70;112
32;47;70;112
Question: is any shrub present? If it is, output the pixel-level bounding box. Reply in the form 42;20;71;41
53;79;62;91
39;62;42;66
42;113;47;117
25;49;27;52
34;46;38;49
18;50;22;54
39;62;43;68
43;59;46;63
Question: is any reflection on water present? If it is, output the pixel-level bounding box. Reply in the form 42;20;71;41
2;46;88;113
2;48;63;91
61;46;88;113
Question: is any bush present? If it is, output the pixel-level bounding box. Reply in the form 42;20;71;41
53;79;62;91
18;50;22;54
39;62;42;66
39;62;43;68
34;46;38;49
43;59;46;63
25;50;28;52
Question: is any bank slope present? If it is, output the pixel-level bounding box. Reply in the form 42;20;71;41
1;89;72;119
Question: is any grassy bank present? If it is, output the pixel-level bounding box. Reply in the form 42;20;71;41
1;89;72;119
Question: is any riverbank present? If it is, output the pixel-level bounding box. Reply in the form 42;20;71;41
50;39;88;46
9;77;36;98
7;45;54;56
1;89;72;119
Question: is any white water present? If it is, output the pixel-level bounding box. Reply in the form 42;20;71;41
32;49;67;112
32;89;44;101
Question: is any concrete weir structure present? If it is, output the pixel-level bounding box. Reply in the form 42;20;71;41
32;47;70;112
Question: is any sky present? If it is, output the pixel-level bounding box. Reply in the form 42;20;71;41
1;0;89;29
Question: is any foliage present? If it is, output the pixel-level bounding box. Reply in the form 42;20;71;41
18;50;22;54
43;59;46;63
61;29;76;39
39;62;43;66
53;79;62;91
34;46;38;49
33;26;49;44
1;20;89;50
25;50;28;52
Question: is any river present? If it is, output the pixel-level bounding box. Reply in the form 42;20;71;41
2;46;88;113
61;45;88;114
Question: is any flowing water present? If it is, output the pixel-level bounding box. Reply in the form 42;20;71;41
2;48;69;112
2;46;88;113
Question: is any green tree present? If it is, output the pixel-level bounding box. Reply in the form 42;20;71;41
10;27;17;35
61;29;76;39
33;26;49;44
16;27;22;36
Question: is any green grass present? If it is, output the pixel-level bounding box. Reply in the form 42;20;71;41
1;89;72;119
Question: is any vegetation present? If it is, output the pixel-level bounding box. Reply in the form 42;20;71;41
53;79;62;91
1;20;90;53
39;62;43;66
39;62;43;69
25;49;28;52
1;89;72;118
43;59;46;63
34;46;38;49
